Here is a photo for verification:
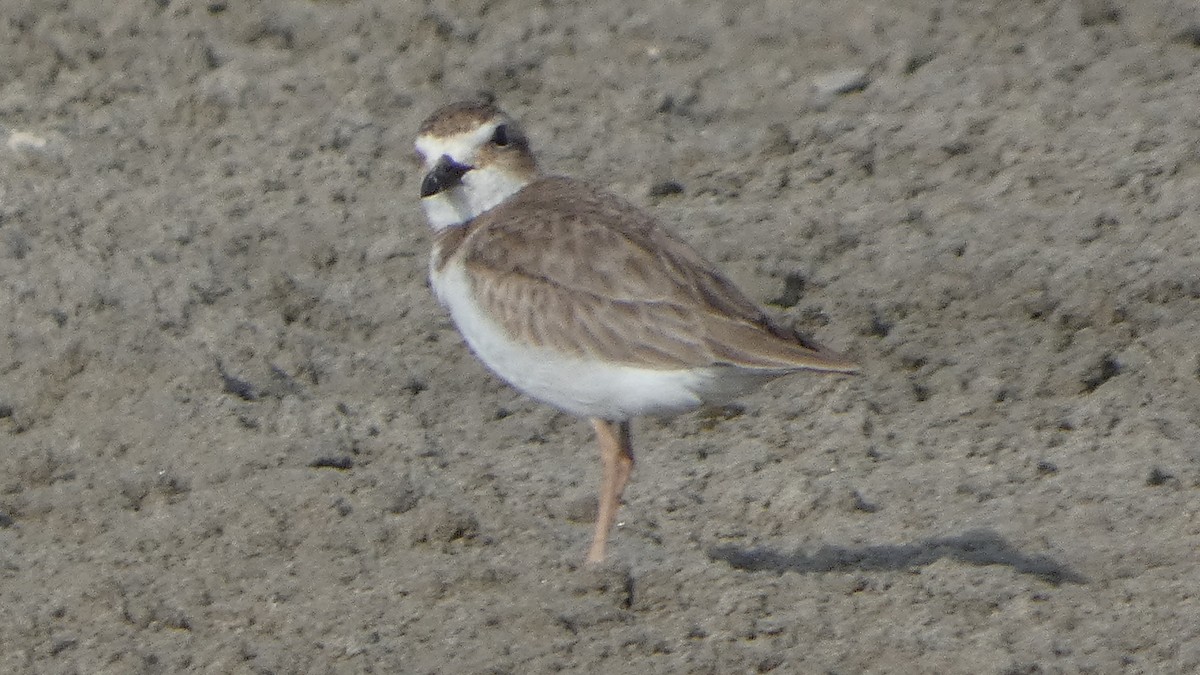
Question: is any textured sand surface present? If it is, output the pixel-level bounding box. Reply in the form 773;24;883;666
2;1;1199;672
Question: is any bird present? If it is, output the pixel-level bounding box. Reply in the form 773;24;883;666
414;100;858;563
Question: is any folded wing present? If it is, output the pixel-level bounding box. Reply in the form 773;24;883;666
443;177;859;374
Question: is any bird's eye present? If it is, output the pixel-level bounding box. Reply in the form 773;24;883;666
491;124;510;147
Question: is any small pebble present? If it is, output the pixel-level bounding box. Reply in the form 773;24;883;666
811;68;870;97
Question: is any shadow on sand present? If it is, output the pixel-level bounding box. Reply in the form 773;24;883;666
708;529;1086;585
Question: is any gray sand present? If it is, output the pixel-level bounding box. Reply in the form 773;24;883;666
2;0;1198;672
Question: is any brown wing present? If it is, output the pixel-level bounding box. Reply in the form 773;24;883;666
437;177;858;373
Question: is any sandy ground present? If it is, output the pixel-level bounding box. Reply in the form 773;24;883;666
2;0;1199;672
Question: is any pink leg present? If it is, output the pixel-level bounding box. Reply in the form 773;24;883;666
585;419;635;563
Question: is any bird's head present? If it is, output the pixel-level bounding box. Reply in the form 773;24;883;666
415;101;538;230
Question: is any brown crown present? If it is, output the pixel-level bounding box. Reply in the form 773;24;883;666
418;100;504;137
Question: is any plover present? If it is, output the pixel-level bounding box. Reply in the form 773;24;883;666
415;101;858;563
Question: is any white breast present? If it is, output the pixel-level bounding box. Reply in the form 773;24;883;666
430;260;715;421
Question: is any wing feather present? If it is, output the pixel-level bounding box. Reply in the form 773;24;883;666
438;177;857;374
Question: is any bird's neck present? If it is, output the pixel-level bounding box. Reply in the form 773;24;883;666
422;167;534;231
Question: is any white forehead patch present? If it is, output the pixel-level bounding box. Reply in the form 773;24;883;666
414;121;501;169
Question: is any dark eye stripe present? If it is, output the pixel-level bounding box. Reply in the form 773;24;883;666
491;124;510;147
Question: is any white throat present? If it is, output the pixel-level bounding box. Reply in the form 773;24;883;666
421;166;530;231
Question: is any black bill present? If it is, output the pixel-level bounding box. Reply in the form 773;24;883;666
420;155;472;197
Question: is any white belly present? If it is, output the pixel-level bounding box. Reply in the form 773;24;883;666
431;262;717;420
